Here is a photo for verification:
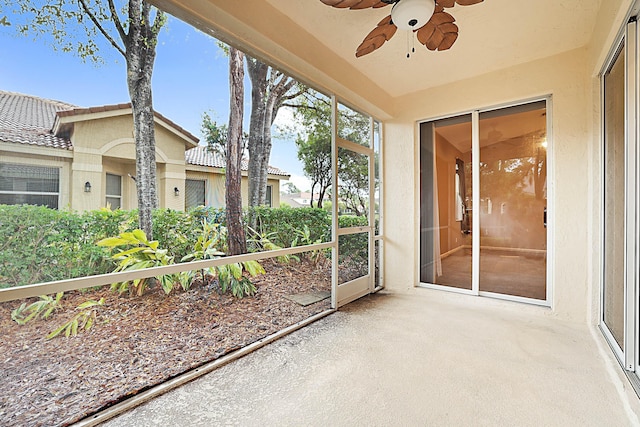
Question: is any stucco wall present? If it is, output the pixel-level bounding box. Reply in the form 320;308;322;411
0;144;72;209
67;113;189;212
186;168;284;209
384;48;590;322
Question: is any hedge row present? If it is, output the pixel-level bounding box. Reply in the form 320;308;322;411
0;205;371;288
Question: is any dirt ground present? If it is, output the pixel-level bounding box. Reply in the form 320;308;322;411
0;259;332;427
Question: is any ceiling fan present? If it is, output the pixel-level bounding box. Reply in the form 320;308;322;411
319;0;484;57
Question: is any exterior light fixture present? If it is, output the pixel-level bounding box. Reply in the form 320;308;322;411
174;186;180;197
84;181;92;193
391;0;435;31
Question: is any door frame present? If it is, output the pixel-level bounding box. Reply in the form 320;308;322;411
332;96;379;308
416;96;554;307
599;10;640;379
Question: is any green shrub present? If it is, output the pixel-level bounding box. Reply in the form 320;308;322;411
152;209;200;262
98;229;189;296
337;214;368;228
0;204;340;289
0;205;116;288
247;206;330;248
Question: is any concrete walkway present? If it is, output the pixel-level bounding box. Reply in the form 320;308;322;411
103;289;640;426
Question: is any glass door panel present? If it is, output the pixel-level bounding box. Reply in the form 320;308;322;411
420;115;473;290
338;103;371;147
478;101;547;300
338;147;370;222
336;144;372;306
603;44;626;350
338;232;369;285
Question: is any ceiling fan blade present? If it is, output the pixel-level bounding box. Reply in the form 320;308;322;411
436;0;483;7
319;0;391;9
356;15;397;57
456;0;483;5
435;23;458;50
351;0;388;9
435;0;455;7
416;11;458;51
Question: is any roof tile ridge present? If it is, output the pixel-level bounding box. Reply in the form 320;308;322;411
0;90;79;111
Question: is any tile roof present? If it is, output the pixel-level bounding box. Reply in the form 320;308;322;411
0;91;75;150
57;103;199;145
185;145;290;177
0;91;199;150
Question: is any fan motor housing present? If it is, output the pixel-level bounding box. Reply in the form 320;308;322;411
391;0;436;31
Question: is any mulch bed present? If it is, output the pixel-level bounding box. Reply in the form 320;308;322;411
0;259;331;427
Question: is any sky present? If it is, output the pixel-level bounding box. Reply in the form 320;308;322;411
0;8;311;192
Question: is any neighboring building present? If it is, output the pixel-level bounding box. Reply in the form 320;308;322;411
279;191;329;208
185;146;288;209
0;91;289;211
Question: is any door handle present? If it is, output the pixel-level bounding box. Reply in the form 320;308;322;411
543;207;547;228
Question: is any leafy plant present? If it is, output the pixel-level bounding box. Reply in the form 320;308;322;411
11;292;64;325
47;298;105;339
182;222;264;298
182;221;227;263
292;224;327;267
181;220;227;290
247;225;296;264
217;261;264;298
98;229;185;295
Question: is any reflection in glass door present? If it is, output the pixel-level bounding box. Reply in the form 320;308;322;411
478;102;548;300
420;116;473;290
420;100;549;304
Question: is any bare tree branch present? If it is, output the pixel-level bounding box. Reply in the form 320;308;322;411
77;0;125;57
106;0;127;44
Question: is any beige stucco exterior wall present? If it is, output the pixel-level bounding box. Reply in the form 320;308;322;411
0;143;73;209
187;167;284;209
66;113;190;212
186;169;226;208
384;48;590;322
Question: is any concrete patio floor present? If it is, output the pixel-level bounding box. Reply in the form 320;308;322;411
102;289;640;426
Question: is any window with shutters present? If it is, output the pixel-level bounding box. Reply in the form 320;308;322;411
186;179;206;209
0;163;60;209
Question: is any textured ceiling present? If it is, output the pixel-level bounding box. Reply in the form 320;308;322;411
265;0;603;97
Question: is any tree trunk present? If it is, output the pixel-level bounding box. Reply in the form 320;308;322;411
310;181;317;208
246;57;299;210
317;185;326;209
226;47;247;255
124;0;161;239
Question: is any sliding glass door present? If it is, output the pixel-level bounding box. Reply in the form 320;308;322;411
602;40;626;355
420;115;473;290
600;17;640;376
420;100;549;304
478;102;548;300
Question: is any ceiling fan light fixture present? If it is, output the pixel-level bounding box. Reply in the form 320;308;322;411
391;0;436;31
